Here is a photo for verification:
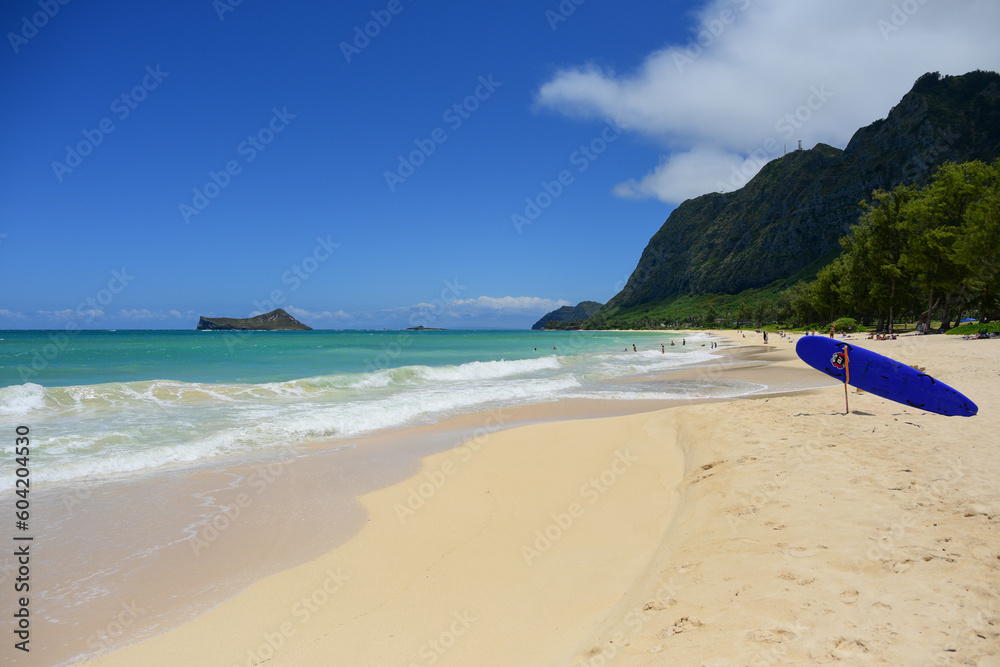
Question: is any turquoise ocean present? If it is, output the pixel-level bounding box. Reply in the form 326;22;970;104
0;329;762;489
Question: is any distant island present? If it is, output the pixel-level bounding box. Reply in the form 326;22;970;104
196;308;312;331
532;301;604;330
405;326;445;331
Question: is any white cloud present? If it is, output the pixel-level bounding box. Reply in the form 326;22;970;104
614;146;770;201
536;0;1000;202
284;306;352;322
446;296;571;314
286;297;571;329
0;309;27;320
118;309;166;320
113;309;198;321
36;308;104;320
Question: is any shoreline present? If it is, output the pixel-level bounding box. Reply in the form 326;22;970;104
21;337;781;666
57;332;1000;663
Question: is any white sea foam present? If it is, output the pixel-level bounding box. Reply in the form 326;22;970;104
0;337;759;489
0;382;46;415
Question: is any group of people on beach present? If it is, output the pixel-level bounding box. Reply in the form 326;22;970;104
754;329;793;344
610;338;728;353
867;332;899;340
962;330;999;340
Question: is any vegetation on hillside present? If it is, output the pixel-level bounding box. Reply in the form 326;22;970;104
790;159;1000;331
585;160;1000;332
600;71;1000;316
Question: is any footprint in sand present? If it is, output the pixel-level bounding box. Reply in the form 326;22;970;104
887;559;913;573
840;590;860;604
832;637;870;658
659;617;703;638
747;628;798;643
782;545;829;558
643;599;676;612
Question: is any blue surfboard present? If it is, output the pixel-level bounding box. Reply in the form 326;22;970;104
795;335;978;417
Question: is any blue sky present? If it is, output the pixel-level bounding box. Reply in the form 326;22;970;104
2;0;998;329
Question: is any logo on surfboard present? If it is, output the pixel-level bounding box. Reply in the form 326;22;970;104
830;352;846;370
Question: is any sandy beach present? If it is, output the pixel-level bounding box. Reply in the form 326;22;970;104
83;331;999;666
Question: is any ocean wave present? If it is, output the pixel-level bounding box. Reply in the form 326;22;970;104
0;341;741;489
0;382;46;415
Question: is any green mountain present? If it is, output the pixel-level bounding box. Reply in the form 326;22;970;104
597;70;1000;324
532;301;604;330
196;308;312;330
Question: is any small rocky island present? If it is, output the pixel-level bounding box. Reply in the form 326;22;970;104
196;308;312;331
405;326;445;331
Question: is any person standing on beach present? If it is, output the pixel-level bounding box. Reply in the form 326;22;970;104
633;344;637;352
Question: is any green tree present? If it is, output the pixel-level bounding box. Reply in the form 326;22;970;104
850;185;917;331
736;301;751;326
809;257;848;323
901;161;996;329
952;159;1000;320
780;281;814;326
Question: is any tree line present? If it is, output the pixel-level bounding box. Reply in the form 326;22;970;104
781;159;1000;331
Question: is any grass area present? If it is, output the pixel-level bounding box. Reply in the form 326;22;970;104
945;322;1000;335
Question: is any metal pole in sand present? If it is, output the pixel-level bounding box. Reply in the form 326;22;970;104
843;348;850;415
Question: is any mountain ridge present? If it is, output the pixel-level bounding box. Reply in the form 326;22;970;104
598;70;1000;321
531;301;604;330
